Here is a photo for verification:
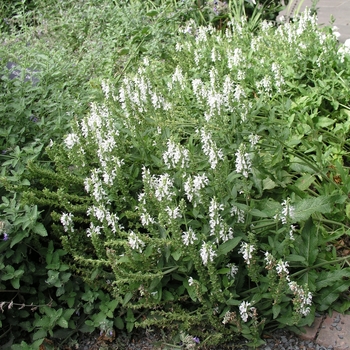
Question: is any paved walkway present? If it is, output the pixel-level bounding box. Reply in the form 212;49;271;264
281;0;350;42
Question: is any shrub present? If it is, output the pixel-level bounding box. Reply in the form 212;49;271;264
21;9;350;348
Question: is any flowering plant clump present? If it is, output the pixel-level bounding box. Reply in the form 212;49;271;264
24;9;350;347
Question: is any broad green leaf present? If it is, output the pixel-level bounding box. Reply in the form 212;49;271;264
315;117;335;128
217;237;241;256
295;174;315;191
298;218;318;266
10;231;29;248
33;223;47;236
316;280;350;311
316;268;350;290
272;304;281;319
57;317;69;328
163;290;174;301
114;316;124;330
32;329;47;341
292;196;332;221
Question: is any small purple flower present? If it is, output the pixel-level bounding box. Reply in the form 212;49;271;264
3;233;9;241
193;337;200;344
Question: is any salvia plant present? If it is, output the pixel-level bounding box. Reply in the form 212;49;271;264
11;7;350;349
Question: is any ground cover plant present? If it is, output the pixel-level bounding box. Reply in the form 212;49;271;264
1;0;350;348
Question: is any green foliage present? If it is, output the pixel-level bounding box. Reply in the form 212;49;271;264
2;0;350;347
21;10;350;347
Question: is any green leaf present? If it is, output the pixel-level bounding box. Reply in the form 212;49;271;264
316;268;350;290
11;277;20;289
33;223;47;236
114;316;124;330
171;249;182;261
298;218;318;266
295;174;315;191
32;329;47;341
316;280;350;311
292;196;333;221
57;317;69;328
316;117;335;128
217;237;241;256
163;290;175;301
272;304;281;319
146;10;158;16
10;231;29;248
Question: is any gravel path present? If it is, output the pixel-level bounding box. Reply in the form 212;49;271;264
66;327;334;350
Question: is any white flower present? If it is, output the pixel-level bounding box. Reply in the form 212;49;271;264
86;223;101;237
163;140;189;169
64;133;79;149
199;128;224;169
288;281;312;316
60;212;74;233
200;242;217;265
281;198;295;224
184;173;209;205
235;144;252;178
231;206;245;224
226;263;238;279
128;231;145;253
239;242;255;265
264;251;275;269
188;277;194;286
140;211;155;226
182;227;198;246
276;260;290;281
239;301;251;322
153;173;175;201
165;206;182;219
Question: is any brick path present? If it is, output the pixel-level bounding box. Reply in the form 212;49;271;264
300;312;350;349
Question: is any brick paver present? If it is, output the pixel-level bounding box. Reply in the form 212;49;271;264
316;312;350;350
299;314;324;342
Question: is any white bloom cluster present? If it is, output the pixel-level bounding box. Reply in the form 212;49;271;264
222;310;235;325
264;251;275;270
165;206;182;220
64;133;79;149
60;212;74;233
226;263;239;279
239;301;256;322
338;39;350;63
86;222;101;237
288;281;313;316
200;242;217;266
172;66;186;90
231;206;245;224
227;48;243;69
199;128;224;170
239;242;255;265
163;139;190;169
84;169;109;204
183;173;209;205
276;259;290;281
182;227;198;246
142;167;175;202
128;231;145;253
86;205;120;234
235;144;252;178
208;198;233;243
188;277;195;286
280;198;295;224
